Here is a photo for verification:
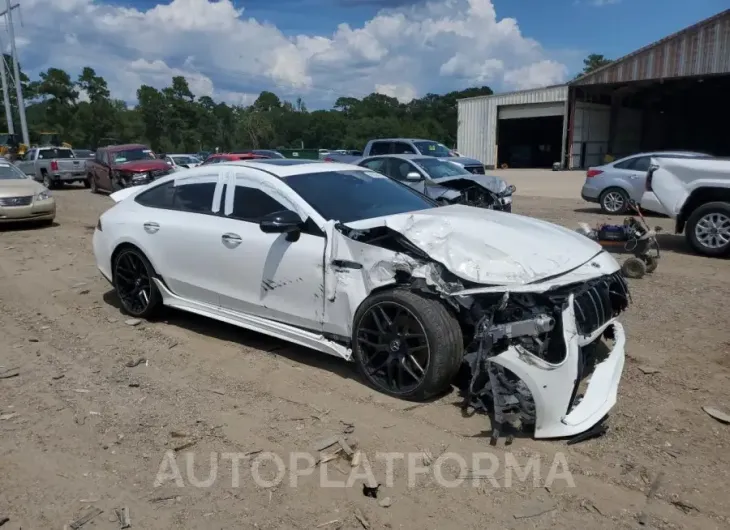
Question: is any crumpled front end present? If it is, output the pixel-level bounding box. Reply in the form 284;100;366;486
461;271;630;440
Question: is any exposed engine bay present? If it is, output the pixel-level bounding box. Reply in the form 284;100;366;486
433;178;514;212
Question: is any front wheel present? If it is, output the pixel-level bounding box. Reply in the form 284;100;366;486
686;202;730;257
113;247;162;319
352;289;463;401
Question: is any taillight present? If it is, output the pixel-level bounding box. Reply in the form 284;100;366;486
50;160;59;171
324;157;334;162
586;169;603;178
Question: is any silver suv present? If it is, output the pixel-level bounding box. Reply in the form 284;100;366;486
581;151;711;214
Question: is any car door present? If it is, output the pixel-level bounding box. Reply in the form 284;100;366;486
132;171;226;306
212;170;327;331
16;149;34;176
611;156;648;201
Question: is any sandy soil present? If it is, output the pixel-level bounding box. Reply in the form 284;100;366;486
1;183;729;530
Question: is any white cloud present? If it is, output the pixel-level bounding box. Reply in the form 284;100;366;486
15;0;571;107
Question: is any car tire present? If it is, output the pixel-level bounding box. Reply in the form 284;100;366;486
112;246;162;319
42;172;54;190
685;202;730;257
352;288;463;402
599;188;629;215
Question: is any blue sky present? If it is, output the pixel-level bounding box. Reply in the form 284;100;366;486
15;0;729;107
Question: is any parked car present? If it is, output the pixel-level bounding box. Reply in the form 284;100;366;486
580;151;711;214
15;146;87;188
202;153;269;164
93;159;630;440
166;154;203;170
362;139;487;174
356;154;515;212
0;160;55;225
73;149;95;159
647;156;730;257
87;144;173;194
233;149;285;159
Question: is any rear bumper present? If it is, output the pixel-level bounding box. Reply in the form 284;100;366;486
93;228;113;283
640;191;668;215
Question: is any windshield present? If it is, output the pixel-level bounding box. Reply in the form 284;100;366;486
0;162;28;179
172;155;199;165
113;148;156;163
284;169;435;223
413;141;452;158
413;158;470;179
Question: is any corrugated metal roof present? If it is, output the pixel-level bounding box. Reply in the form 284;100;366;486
572;9;730;86
457;84;567;102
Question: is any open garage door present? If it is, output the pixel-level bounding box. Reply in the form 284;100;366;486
496;109;564;168
498;102;565;120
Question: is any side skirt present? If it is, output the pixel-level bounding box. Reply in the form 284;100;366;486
153;278;353;361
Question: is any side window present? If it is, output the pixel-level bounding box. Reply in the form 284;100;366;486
384;159;415;181
369;142;391;156
614;158;634;170
173;182;217;214
361;158;386;173
135;181;175;209
226;185;288;222
392;142;416;154
628;156;650;172
37;150;48;160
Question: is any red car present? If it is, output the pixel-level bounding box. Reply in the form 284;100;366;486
201;153;269;165
87;144;173;193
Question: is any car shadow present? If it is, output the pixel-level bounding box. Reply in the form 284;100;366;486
573;206;668;218
0;220;58;232
656;233;729;259
102;289;358;383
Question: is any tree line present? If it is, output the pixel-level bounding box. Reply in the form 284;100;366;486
0;58;494;153
0;53;608;153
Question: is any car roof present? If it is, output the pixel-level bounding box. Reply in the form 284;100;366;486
228;160;367;178
361;154;431;162
370;138;438;143
611;151;709;163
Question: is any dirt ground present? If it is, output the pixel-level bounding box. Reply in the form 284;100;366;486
1;180;729;530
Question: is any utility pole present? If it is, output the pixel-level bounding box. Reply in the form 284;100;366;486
2;1;27;146
0;48;13;133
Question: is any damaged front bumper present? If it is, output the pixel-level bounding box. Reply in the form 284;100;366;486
489;297;625;439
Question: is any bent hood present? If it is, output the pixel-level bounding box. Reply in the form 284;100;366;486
345;204;604;286
113;160;170;172
431;173;507;194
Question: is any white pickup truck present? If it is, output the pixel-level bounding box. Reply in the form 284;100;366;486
647;156;730;257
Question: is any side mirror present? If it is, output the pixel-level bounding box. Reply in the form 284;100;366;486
405;171;422;181
259;209;302;235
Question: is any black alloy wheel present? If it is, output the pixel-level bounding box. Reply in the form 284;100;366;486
113;249;160;317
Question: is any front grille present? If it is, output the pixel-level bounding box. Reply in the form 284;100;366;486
0;195;32;207
465;165;485;175
549;272;630;336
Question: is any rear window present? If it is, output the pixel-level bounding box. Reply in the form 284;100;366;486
38;148;74;159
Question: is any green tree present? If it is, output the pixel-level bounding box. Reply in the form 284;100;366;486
577;54;612;77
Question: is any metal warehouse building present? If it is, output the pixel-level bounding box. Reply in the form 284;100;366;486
457;8;730;169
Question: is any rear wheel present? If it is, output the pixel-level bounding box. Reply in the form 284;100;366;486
599;188;629;215
686;202;730;257
622;257;646;279
42;172;54;190
113;247;161;318
352;289;463;401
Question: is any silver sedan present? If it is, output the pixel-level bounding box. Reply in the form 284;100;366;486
580;151;710;214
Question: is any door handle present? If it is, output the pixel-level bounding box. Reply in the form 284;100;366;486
143;222;160;234
221;233;242;247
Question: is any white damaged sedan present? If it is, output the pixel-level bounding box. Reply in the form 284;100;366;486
93;160;630;441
